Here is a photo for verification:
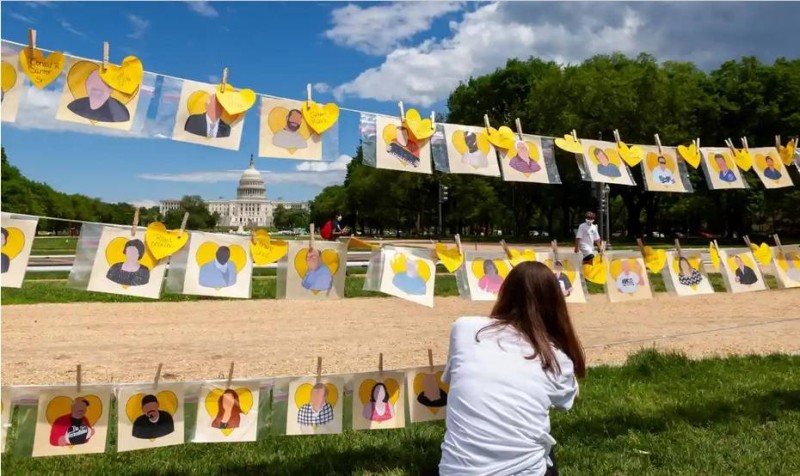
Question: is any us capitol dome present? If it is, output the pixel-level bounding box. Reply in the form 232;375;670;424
159;155;309;228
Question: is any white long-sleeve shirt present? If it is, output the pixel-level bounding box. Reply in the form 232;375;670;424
440;316;578;476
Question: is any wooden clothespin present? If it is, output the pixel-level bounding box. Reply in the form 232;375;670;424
309;223;315;249
743;235;752;249
613;129;622;146
226;361;235;389
654;133;663;155
28;28;37;57
76;364;82;394
551;240;559;263
773;234;785;259
398;101;405;121
598;240;607;261
378;353;384;375
178;212;189;238
775;135;782;150
306;83;312;108
724;138;737;154
153;363;163;390
454;234;463;256
316;357;323;379
131;207;140;237
102;41;109;72
219;67;229;92
712;239;720;256
430;111;436;131
695;137;701;150
675;238;684;261
484;114;492;135
636;237;647;259
499;239;512;260
515;118;524;141
571;129;578;141
740;137;750;153
428;349;434;373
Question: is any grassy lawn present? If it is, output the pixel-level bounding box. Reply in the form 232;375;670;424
1;350;798;475
30;237;79;255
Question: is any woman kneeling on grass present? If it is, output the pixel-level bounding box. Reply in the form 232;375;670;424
440;261;586;476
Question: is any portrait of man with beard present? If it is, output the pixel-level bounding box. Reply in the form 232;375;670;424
272;108;308;150
132;394;175;440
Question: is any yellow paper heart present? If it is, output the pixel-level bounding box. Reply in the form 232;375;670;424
98;56;143;95
750;243;772;266
106;236;158;270
46;395;103;427
508;248;536;267
486;126;516;150
216;84;256;116
412;371;449;415
125;391;179;424
403;109;434;141
777;139;796;166
145;222;189;260
642;247;666;273
358;378;400;405
583;255;606;284
709;244;720;271
18;48;65;89
204;387;253;436
616;142;644;167
294;383;339;409
434;243;463;273
554;134;584;154
301;101;339;134
249;231;288;265
732;148;753;171
677;143;701;169
1;226;26;260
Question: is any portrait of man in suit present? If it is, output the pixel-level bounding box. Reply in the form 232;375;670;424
184;92;231;139
66;67;130;123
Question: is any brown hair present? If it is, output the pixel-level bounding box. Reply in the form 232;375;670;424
477;261;586;378
211;389;242;429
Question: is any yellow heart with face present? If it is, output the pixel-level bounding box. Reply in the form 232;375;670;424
709;244;720;271
2;61;17;94
435;243;463;273
1;226;26;260
98;56;143;95
677;143;701;169
144;222;189;260
452;129;491;155
642;247;666;273
544;258;577;283
486;126;516;150
249;231;288;265
18;48;65;89
301;101;339;135
726;253;757;275
413;372;449;415
587;146;622;166
732;148;753;171
778;139;796;166
672;254;702;274
294;248;340;294
554;134;584;154
269;106;314;153
204;387;253;436
106;236;158;270
647;151;678;175
125;391;179;424
609;258;645;281
403;109;434;141
706;150;734;174
616;141;644;167
215;84;256;116
583;255;606;284
358;379;400;405
508;248;536;267
187;89;243;126
471;259;510;279
750;243;772;266
755;152;784;178
68;61;138;105
294;383;339;409
46;395;103;427
776;251;800;273
196;242;246;271
390;253;431;282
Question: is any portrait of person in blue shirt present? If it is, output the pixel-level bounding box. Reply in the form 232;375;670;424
714;153;737;183
198;245;238;288
392;256;427;295
301;248;333;292
593;148;621;178
762;155;783;181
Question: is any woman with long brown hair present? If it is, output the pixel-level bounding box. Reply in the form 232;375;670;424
440;261;586;476
211;389;242;430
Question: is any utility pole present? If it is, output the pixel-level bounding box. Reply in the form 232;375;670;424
438;182;448;239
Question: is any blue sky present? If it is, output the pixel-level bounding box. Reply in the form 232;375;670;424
1;1;798;208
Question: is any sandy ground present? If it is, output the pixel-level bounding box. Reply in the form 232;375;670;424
2;289;799;385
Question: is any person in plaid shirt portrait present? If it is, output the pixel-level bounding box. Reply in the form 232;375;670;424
297;383;334;426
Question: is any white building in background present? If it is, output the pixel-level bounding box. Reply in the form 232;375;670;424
159;156;309;228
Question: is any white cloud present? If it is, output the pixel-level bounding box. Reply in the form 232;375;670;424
9;12;35;23
24;1;54;8
325;1;462;55
208;74;220;84
187;1;218;18
132;199;160;209
295;154;351;172
127;14;150;40
312;82;331;94
59;19;85;37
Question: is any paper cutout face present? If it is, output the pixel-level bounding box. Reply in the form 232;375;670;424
580;139;635;186
375;115;432;174
259;97;322;160
718;250;766;293
379;248;435;307
1;216;38;288
665;251;714;296
56;59;139;131
606;255;652;302
193;383;259;443
773;246;800;288
441;124;501;176
117;384;184;452
700;148;745;189
1;52;23;123
32;388;110;457
406;367;449;423
542;254;587;303
279;241;346;300
499;135;558;183
86;227;168;299
295;247;339;294
463;255;511;301
642;147;689;193
171;80;246;151
351;372;405;431
286;377;345;435
751;148;793;189
180;232;253;299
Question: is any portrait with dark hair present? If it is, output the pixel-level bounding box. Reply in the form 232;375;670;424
106;238;151;286
272;108;308;150
1;227;9;273
198;245;238;288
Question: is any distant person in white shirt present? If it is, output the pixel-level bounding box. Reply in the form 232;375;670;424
574;211;602;264
651;155;676;186
615;259;641;294
273;109;308;150
440;261;586;476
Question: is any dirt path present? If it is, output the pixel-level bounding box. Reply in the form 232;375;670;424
3;290;799;385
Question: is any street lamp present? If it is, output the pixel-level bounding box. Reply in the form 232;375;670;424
438;183;448;238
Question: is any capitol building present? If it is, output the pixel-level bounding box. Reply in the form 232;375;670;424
159;157;309;228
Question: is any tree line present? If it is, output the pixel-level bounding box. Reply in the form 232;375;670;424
310;53;800;243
